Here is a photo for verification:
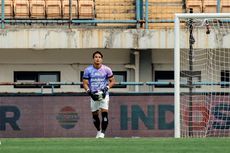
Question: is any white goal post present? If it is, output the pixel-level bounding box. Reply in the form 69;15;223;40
174;13;230;138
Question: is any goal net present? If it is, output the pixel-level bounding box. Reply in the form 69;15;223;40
174;13;230;138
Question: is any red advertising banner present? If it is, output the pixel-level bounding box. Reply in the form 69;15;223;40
0;95;175;138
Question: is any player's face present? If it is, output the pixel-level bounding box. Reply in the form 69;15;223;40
93;53;103;66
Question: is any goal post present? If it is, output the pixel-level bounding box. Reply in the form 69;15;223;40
174;13;230;138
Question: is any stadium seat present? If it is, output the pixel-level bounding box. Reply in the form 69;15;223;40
221;0;230;13
203;0;217;13
186;0;203;13
14;0;30;18
148;0;184;29
95;0;135;20
96;5;135;19
0;0;13;18
149;0;184;18
78;0;95;19
62;0;78;19
95;0;135;27
149;23;175;29
149;5;183;20
46;0;62;19
30;0;46;18
150;0;182;2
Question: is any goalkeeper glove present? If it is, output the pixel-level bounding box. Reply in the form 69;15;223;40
101;86;109;98
87;89;99;101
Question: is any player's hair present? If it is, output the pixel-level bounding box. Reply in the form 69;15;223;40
93;51;103;59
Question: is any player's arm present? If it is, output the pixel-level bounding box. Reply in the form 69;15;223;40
82;69;98;100
108;76;115;89
83;78;90;92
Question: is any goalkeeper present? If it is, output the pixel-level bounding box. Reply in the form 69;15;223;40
83;51;115;138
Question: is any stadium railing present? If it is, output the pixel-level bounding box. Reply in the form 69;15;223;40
1;81;230;94
0;81;174;94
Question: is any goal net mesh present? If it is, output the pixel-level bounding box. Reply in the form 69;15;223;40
178;15;230;137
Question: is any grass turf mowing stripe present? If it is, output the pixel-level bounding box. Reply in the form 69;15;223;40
0;138;230;153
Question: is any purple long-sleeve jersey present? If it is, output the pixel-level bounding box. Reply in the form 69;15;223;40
83;64;113;93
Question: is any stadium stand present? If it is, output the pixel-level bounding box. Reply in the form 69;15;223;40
0;0;13;18
0;0;229;27
14;0;30;18
30;0;46;18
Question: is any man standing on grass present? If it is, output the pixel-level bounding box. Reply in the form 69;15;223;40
83;51;115;138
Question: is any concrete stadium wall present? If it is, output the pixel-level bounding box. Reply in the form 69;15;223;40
0;29;174;49
1;29;229;49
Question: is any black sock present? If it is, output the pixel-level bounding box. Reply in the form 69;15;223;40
92;114;100;131
101;112;108;133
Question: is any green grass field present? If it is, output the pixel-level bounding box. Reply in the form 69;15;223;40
0;137;230;153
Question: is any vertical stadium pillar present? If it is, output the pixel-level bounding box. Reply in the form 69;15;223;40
1;0;5;29
217;0;221;13
136;0;140;28
134;51;140;92
145;0;149;29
